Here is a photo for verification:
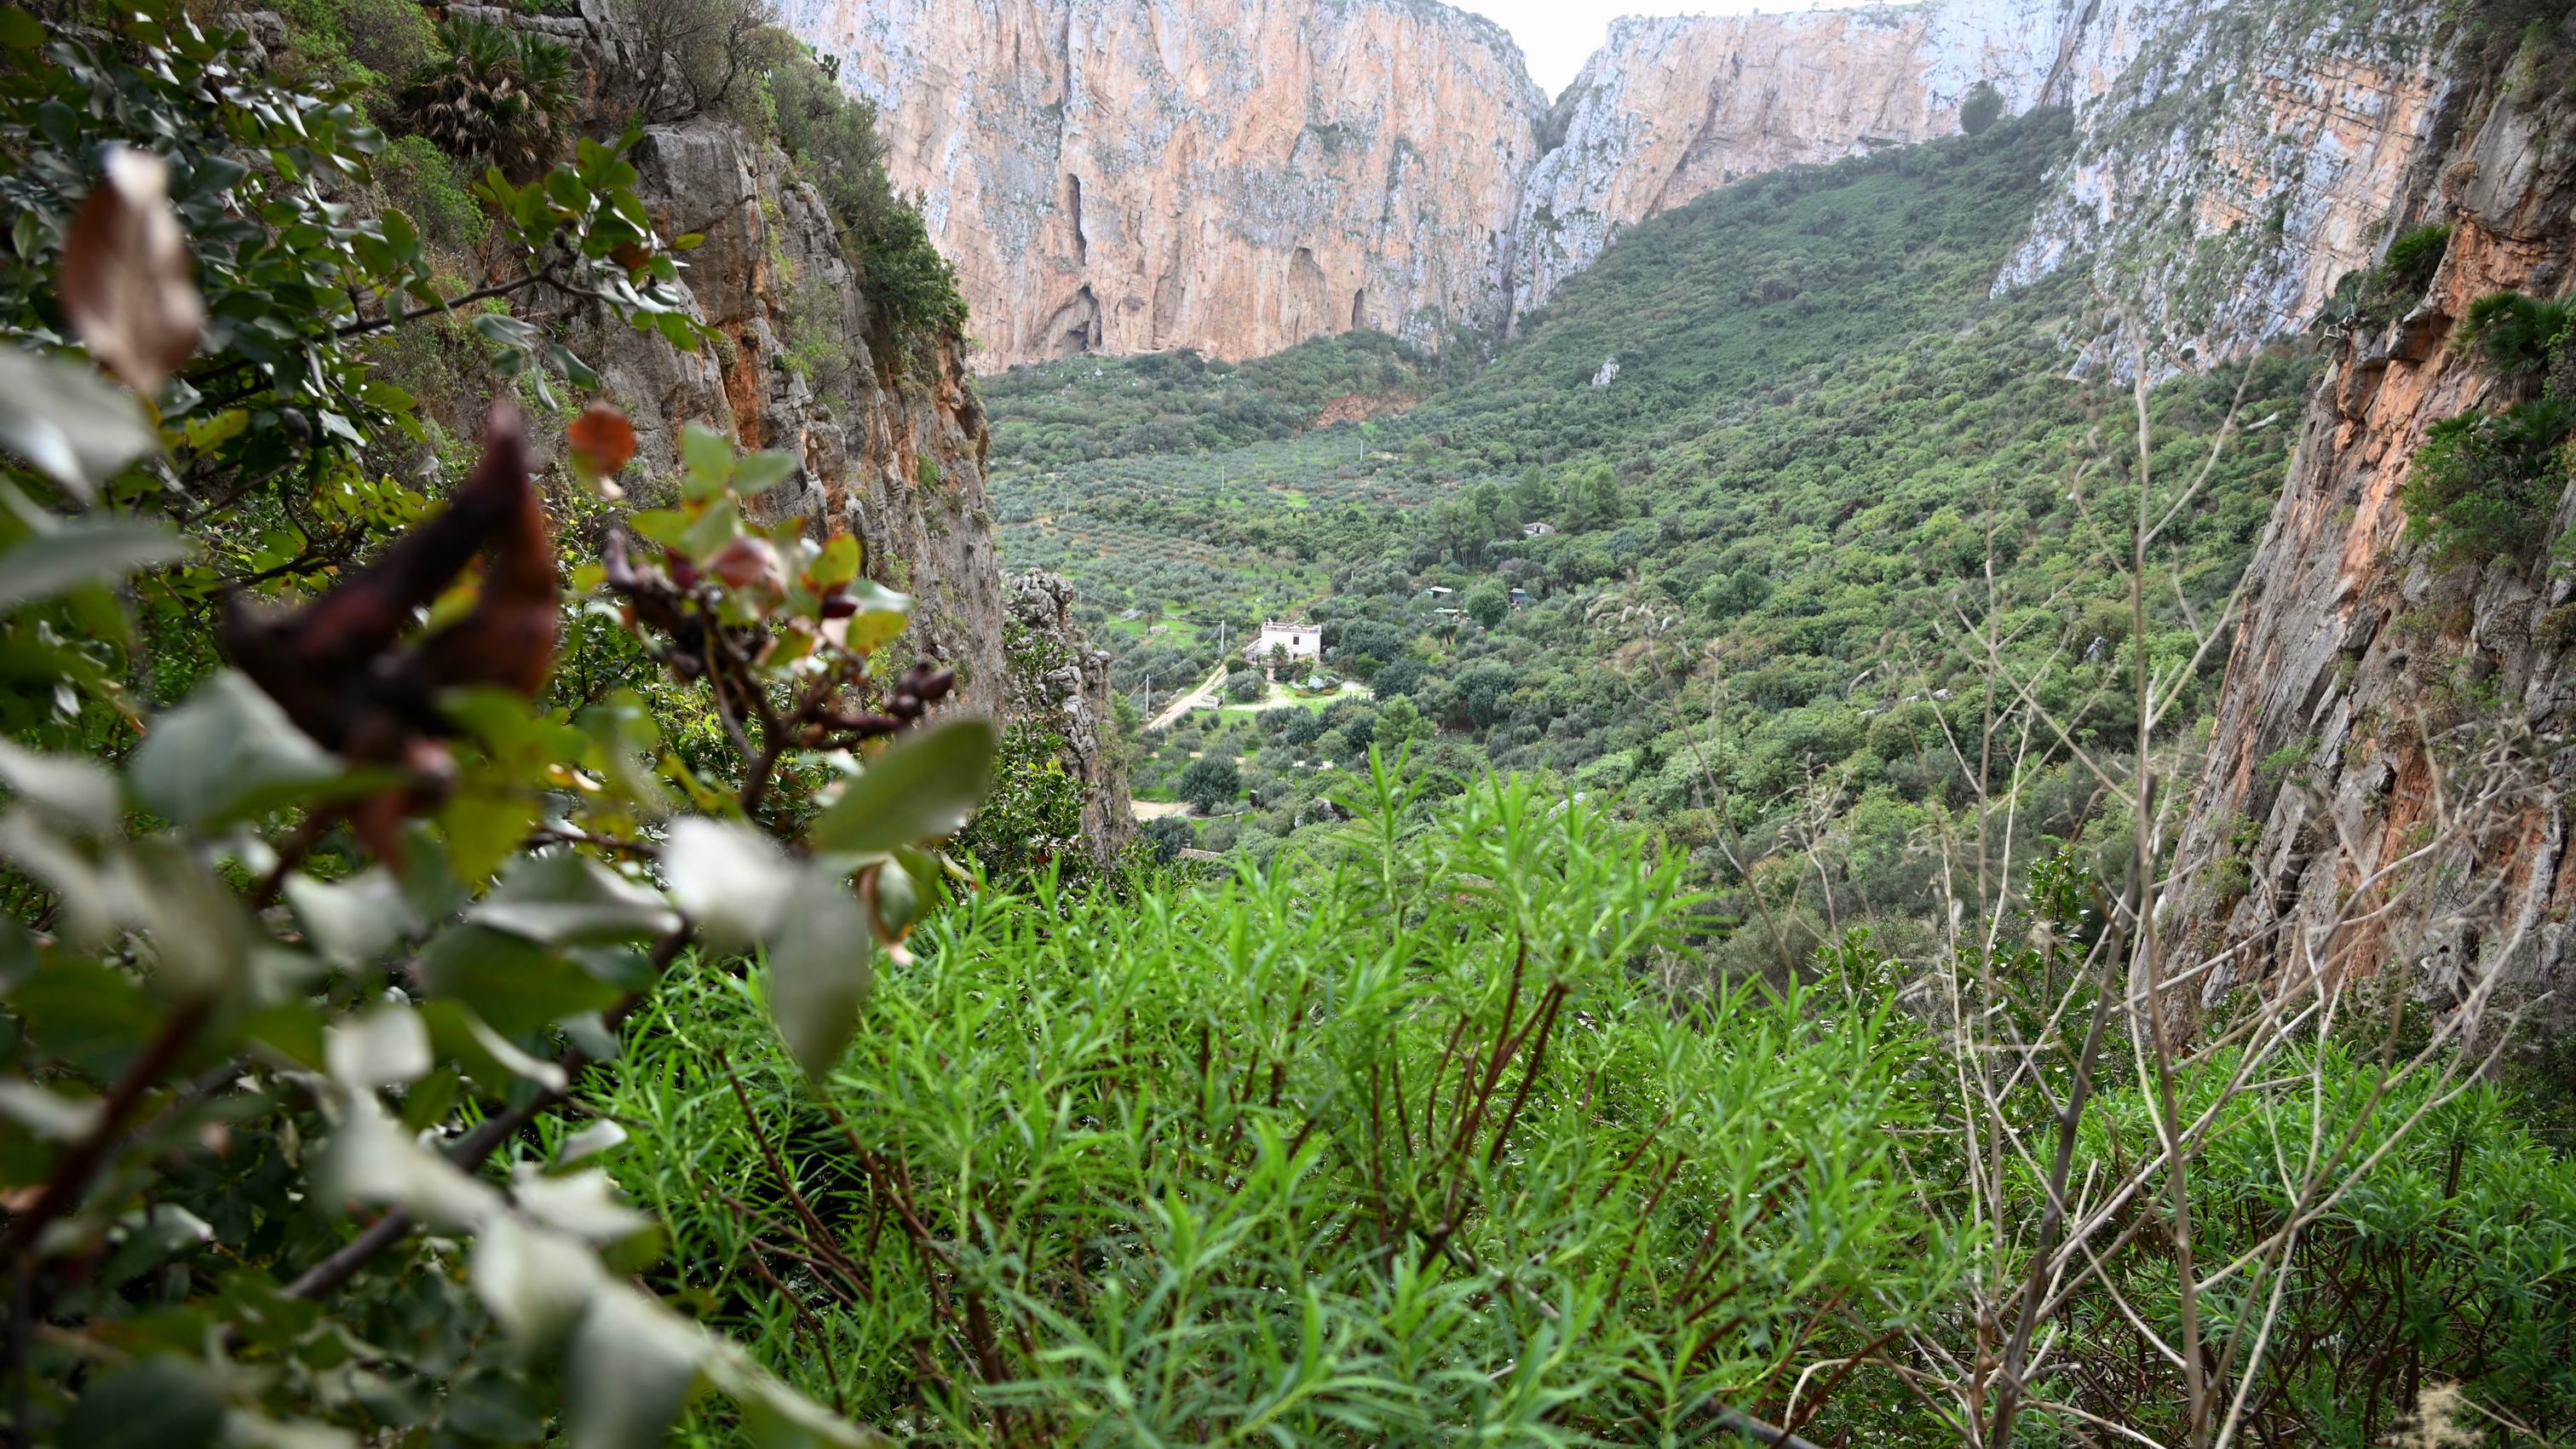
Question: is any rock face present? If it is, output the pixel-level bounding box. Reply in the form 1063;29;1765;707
509;2;1132;859
791;0;2466;371
2166;73;2574;1020
1996;0;2454;373
586;116;1012;711
1512;1;2068;324
791;0;1546;369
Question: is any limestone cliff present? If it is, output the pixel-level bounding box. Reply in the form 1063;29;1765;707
1518;0;2455;357
796;0;2472;371
1996;0;2455;373
790;0;1546;370
1512;1;2071;323
2166;62;2573;1016
474;2;1135;858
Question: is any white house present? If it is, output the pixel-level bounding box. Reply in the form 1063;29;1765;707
1246;619;1322;670
1522;521;1556;538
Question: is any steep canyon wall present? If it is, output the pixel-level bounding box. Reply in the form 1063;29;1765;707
793;0;2465;372
2168;59;2575;1016
788;0;1547;368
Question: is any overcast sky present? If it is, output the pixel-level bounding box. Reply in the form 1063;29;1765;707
1457;2;1853;97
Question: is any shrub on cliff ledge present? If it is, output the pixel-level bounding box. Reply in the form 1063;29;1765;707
2401;396;2573;562
2459;288;2575;376
402;16;578;176
1959;79;2005;135
2404;289;2575;564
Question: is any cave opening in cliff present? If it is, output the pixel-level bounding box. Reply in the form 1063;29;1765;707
1048;284;1102;358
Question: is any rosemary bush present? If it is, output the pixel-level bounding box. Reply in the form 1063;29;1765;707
606;763;1970;1444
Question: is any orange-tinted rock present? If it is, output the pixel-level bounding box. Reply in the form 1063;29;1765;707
2166;74;2575;1015
804;0;1546;370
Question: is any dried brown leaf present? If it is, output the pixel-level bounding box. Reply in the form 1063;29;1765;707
60;148;204;397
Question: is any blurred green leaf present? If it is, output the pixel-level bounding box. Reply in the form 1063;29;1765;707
676;501;739;560
869;861;919;936
129;673;354;830
418;926;624;1036
0;348;160;499
810;532;859;589
120;838;246;998
472;853;680;947
558;1119;627;1166
0;516;187;612
323;1101;501;1233
626;508;689;549
438;784;542;886
1;960;156;1076
765;873;872;1078
810;715;998;854
511;1165;651;1245
731;450;799;497
0;1078;103;1140
399;1062;463;1133
833;579;914;654
0;808;119;944
421;998;568;1095
284;869;417;971
0;736;119;832
660;819;793;947
680;422;735;491
59;1358;224;1449
325;998;431;1092
471;1214;599;1348
566;1286;704;1449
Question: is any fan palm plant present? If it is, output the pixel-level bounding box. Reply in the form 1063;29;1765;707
401;17;578;177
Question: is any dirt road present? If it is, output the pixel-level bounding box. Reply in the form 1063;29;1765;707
1147;658;1230;731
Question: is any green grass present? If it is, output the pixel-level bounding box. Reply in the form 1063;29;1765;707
1213;681;1373;716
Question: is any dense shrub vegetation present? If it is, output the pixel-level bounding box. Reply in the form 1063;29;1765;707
986;111;2316;942
960;87;2576;1440
609;771;1969;1442
401;14;578;175
2;3;2570;1446
986;331;1442;466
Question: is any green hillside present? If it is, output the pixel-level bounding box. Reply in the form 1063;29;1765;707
985;110;2319;931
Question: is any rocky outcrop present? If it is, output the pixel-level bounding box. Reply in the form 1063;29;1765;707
578;117;1012;716
1004;572;1134;862
791;0;1546;370
2165;71;2574;1019
479;2;1133;862
1996;0;2454;373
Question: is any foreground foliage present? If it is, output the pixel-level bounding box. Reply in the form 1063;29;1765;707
611;765;1966;1443
0;4;990;1444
